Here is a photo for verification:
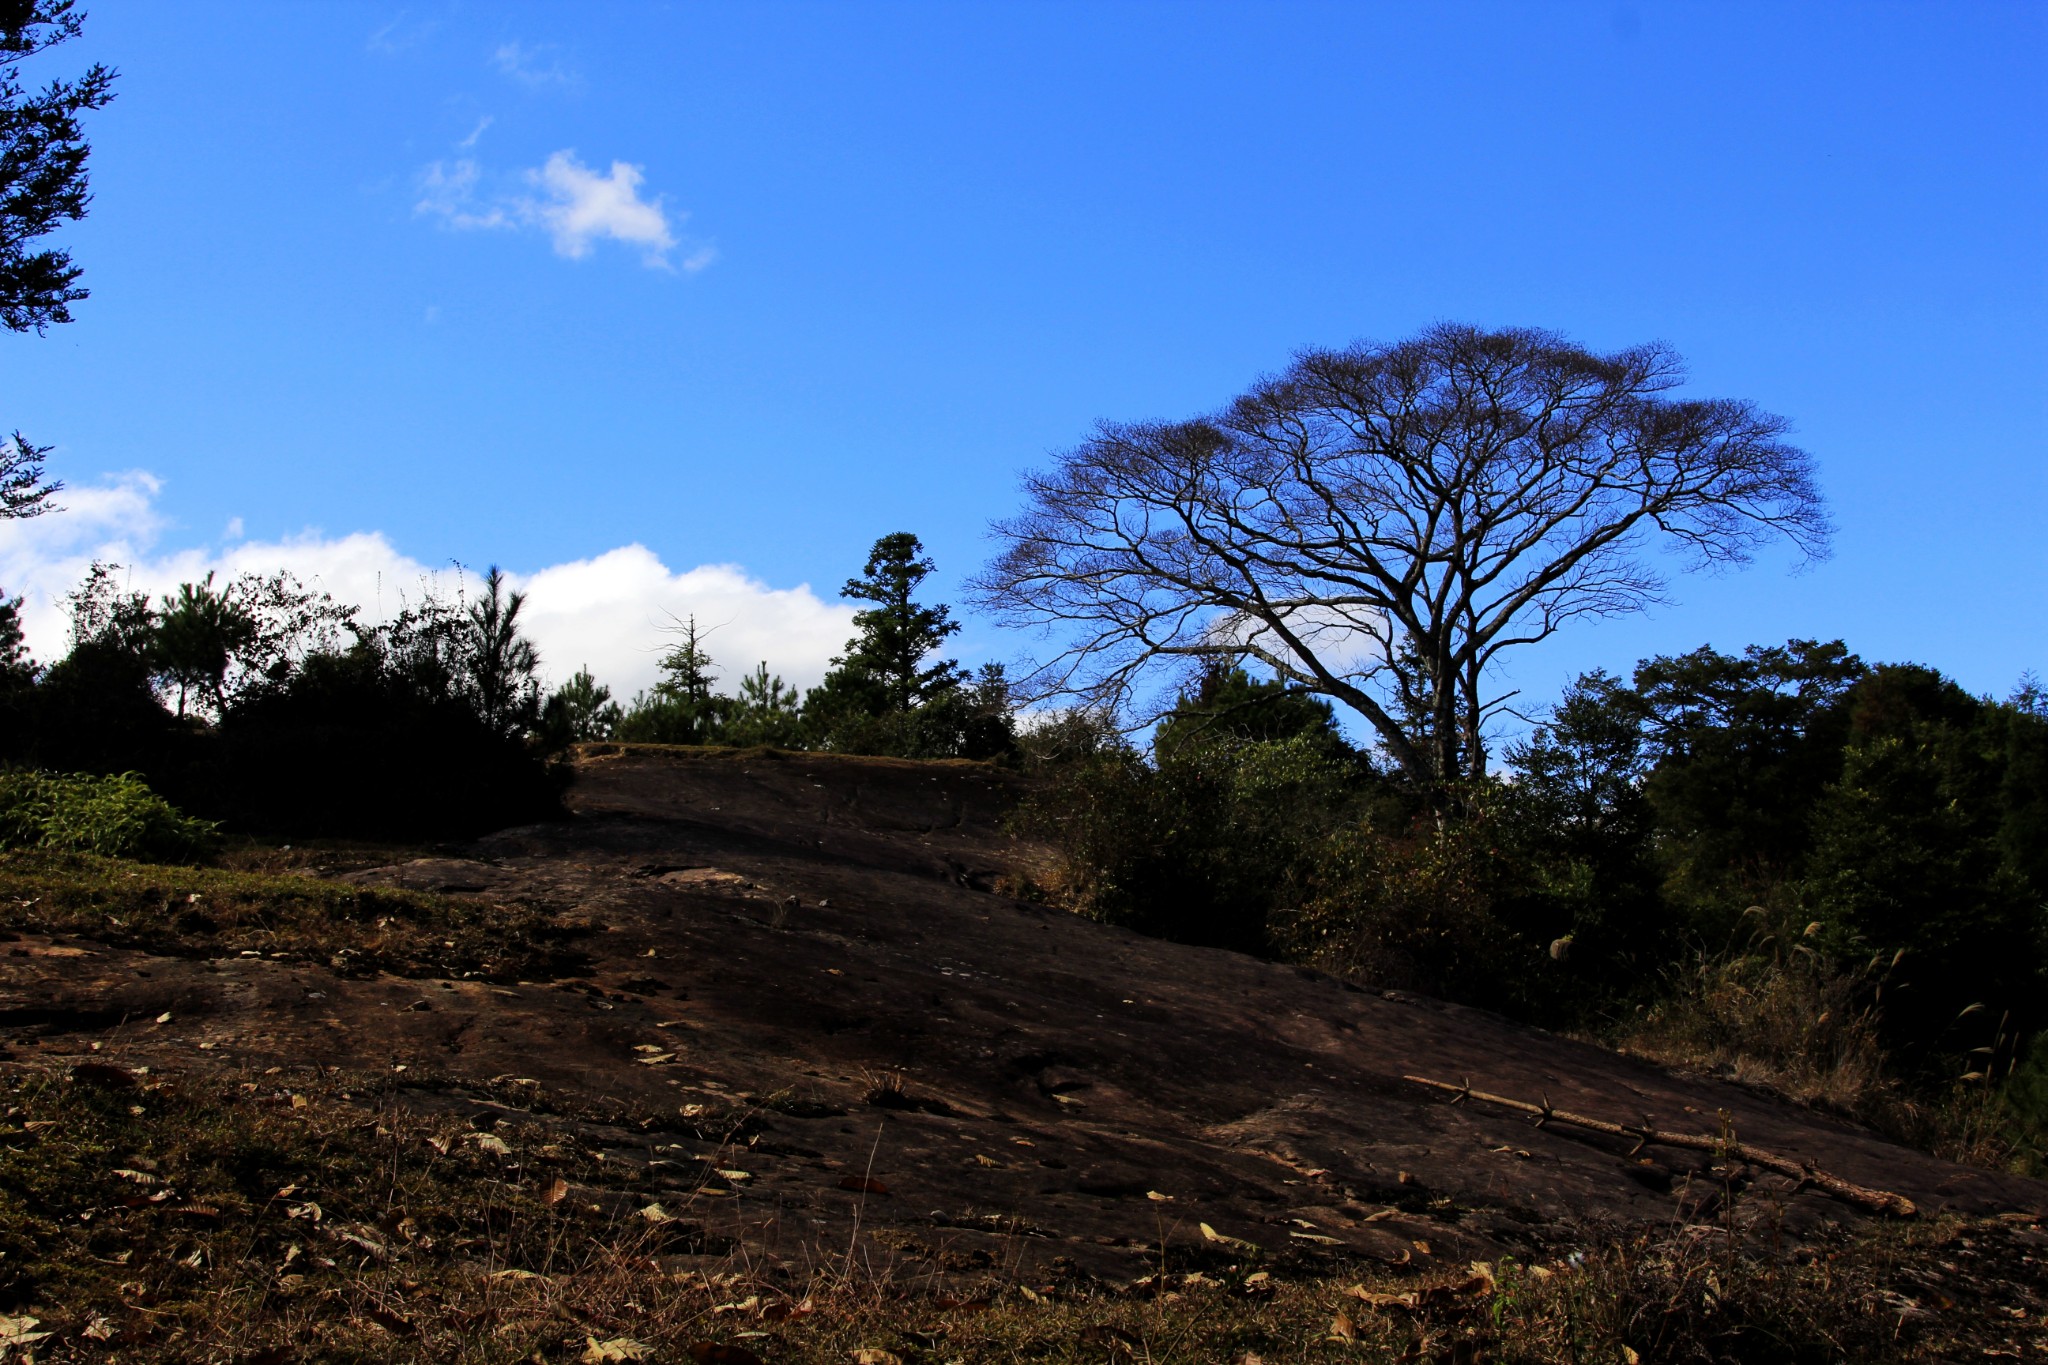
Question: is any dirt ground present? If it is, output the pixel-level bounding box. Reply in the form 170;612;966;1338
7;744;2042;1287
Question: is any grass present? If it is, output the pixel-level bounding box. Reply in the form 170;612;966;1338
0;849;592;984
1;1062;2042;1364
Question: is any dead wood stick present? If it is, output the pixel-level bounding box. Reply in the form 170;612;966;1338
1403;1074;1917;1219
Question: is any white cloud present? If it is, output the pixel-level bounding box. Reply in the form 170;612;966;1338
525;152;683;266
457;115;493;150
490;40;578;90
415;150;709;272
0;474;853;701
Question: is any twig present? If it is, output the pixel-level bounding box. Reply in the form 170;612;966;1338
1403;1074;1917;1218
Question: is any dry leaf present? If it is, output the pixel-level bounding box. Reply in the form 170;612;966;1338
1328;1311;1358;1342
850;1350;904;1365
1290;1230;1343;1245
638;1203;673;1223
1146;1190;1173;1201
367;1306;415;1336
286;1202;323;1222
972;1153;1001;1168
543;1178;569;1206
838;1175;890;1195
472;1134;513;1157
0;1316;50;1349
581;1337;652;1363
715;1169;752;1183
1199;1222;1260;1253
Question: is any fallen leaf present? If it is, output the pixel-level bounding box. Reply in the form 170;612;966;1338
838;1175;890;1195
1199;1222;1260;1253
82;1314;117;1342
472;1133;513;1157
488;1268;542;1280
582;1337;653;1363
1146;1190;1173;1201
632;1044;666;1054
285;1202;323;1222
715;1169;752;1183
712;1296;760;1315
1328;1311;1358;1342
639;1203;673;1223
543;1178;569;1206
1290;1231;1343;1245
972;1153;1001;1168
154;1012;172;1025
0;1316;50;1349
850;1350;903;1365
366;1306;414;1336
635;1053;676;1066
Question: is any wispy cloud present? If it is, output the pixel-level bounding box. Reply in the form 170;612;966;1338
414;157;509;230
457;115;493;150
0;475;852;699
367;11;439;57
415;150;712;271
491;40;578;90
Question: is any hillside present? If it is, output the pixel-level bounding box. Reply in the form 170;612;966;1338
8;743;2040;1297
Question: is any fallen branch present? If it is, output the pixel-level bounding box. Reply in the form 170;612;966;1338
1403;1074;1917;1219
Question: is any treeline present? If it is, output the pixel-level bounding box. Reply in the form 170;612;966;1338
0;532;1010;839
1019;643;2048;1154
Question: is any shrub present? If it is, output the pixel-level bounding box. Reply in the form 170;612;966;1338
1016;733;1359;954
1275;800;1534;1007
0;770;216;862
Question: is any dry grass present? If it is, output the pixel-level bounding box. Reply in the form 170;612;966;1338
2;1062;2043;1364
0;850;592;984
1608;932;1893;1115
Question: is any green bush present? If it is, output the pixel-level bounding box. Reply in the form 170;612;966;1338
0;770;217;862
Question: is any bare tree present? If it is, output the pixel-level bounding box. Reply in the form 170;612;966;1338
973;324;1830;784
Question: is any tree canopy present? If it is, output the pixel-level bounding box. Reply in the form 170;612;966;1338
976;324;1830;785
0;0;114;522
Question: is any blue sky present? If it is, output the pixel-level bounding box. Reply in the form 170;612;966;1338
2;2;2043;722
